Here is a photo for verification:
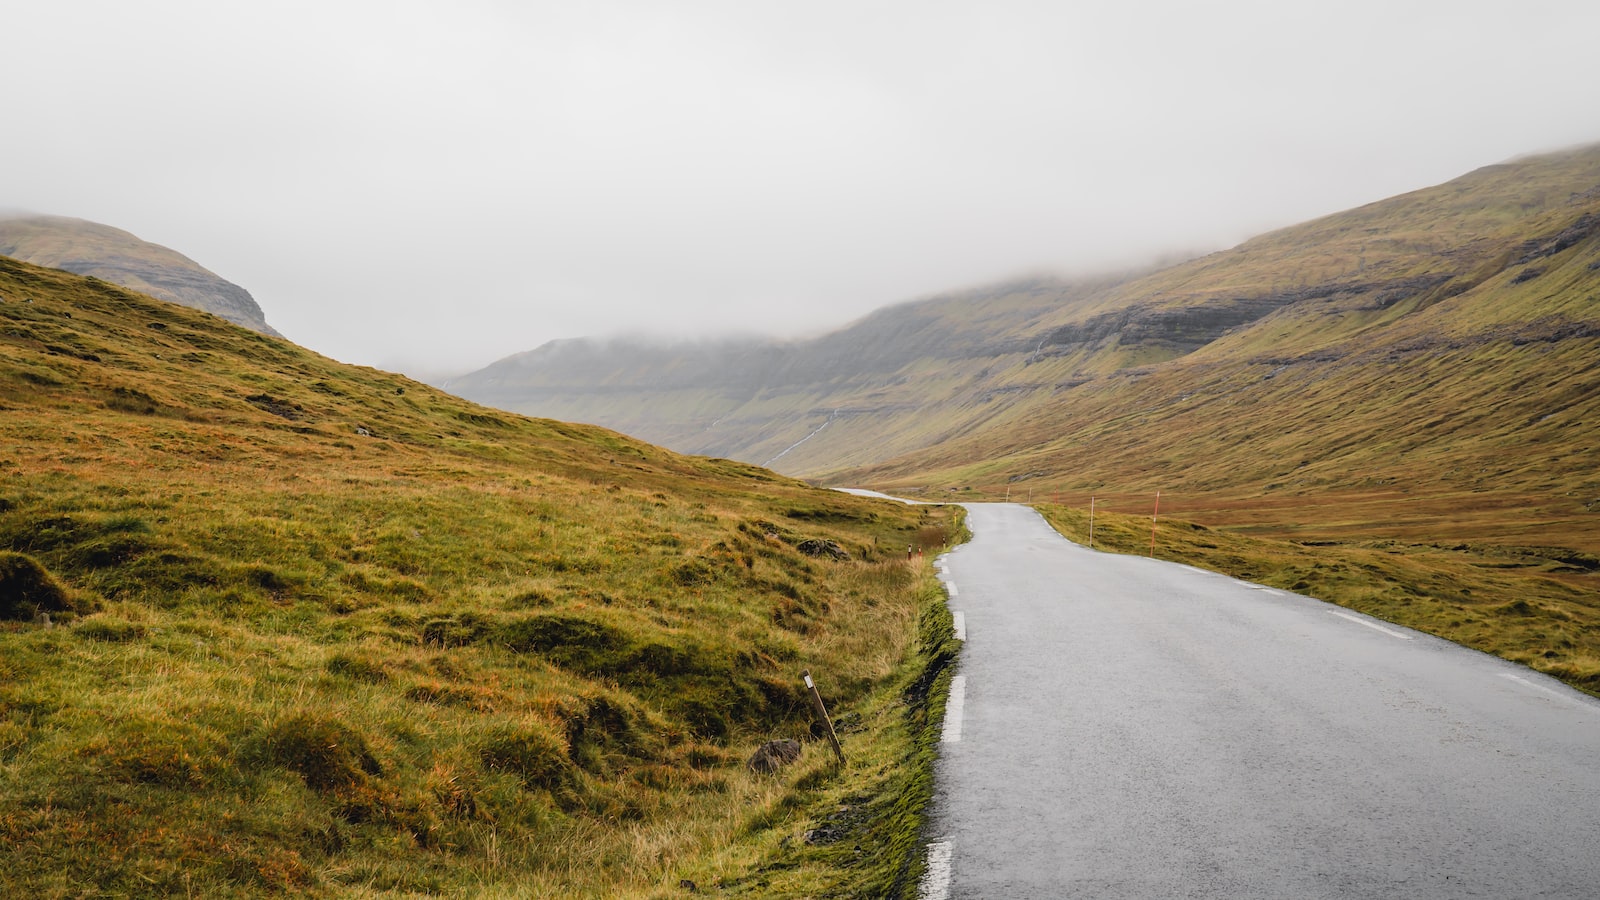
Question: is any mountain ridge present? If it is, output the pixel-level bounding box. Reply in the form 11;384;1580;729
0;213;278;336
451;142;1600;553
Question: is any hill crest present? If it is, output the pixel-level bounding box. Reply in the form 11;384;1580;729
0;213;278;336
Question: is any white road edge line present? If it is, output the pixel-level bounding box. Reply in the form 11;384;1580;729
946;582;959;598
942;676;967;743
919;839;954;900
1499;673;1598;711
1328;609;1413;640
952;611;966;642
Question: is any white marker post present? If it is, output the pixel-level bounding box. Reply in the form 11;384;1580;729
801;669;846;764
1149;491;1160;558
1089;496;1096;549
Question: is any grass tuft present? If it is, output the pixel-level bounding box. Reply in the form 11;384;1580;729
250;712;384;794
0;551;75;620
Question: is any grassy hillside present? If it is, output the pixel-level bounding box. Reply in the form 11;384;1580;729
450;143;1600;699
837;148;1600;696
0;255;961;897
850;147;1600;555
0;214;278;335
456;145;1600;509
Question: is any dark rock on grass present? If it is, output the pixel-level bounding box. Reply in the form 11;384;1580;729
244;393;303;420
747;738;802;775
0;551;75;620
796;539;850;561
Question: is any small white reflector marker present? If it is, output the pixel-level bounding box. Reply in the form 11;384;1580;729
803;674;814;689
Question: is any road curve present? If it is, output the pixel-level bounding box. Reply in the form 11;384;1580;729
922;503;1600;899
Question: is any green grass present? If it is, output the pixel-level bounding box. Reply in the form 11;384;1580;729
0;254;964;897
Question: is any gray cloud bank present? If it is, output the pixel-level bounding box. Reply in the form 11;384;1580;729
4;1;1599;377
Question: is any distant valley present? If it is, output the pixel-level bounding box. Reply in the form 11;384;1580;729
453;144;1600;557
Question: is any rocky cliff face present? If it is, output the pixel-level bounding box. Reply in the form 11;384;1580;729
0;214;278;336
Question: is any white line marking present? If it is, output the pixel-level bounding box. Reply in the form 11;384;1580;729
1499;673;1599;711
942;676;966;743
919;840;954;900
945;582;959;598
1250;585;1284;596
952;611;966;641
1328;610;1413;640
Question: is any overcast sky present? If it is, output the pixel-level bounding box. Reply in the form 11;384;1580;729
5;1;1599;378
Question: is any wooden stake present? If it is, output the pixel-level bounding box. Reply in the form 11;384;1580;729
801;669;846;765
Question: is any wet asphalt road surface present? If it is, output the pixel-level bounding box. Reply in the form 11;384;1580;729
922;503;1600;899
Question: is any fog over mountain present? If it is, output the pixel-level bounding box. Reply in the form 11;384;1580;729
5;1;1599;377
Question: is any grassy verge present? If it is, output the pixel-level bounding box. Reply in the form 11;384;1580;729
693;552;962;898
1034;503;1600;696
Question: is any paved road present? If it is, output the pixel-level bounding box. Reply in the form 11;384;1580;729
921;503;1600;899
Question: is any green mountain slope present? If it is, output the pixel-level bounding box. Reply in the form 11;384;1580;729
0;255;958;896
0;213;278;335
851;147;1600;549
454;144;1600;554
452;271;1148;470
